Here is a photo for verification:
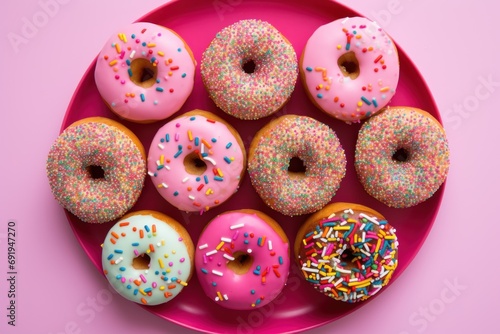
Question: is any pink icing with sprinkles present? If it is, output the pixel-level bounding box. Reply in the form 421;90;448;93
301;17;399;123
94;22;195;122
46;119;146;223
201;19;298;120
147;112;245;213
355;107;450;208
248;116;346;216
195;211;290;310
297;206;398;303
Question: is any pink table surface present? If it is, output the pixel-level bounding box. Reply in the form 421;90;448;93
0;1;497;333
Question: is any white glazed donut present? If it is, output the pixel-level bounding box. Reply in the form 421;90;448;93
102;211;194;305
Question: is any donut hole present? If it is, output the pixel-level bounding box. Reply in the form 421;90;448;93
337;51;360;79
130;58;158;88
86;165;105;179
340;248;356;265
242;59;257;74
392;148;410;162
132;253;151;270
287;157;307;176
227;251;254;275
183;152;208;175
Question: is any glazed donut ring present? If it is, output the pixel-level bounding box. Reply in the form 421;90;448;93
201;19;298;120
147;110;246;213
300;17;399;123
102;210;194;305
355;106;450;208
295;202;399;303
248;115;346;216
46;117;146;223
95;22;196;123
195;209;290;310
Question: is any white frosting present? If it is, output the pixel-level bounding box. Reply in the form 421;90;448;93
102;212;192;305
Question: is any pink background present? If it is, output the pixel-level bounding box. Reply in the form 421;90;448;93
0;0;497;333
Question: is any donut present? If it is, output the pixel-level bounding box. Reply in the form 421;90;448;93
300;17;400;123
46;117;146;223
102;210;194;305
355;106;450;208
201;19;298;120
147;110;246;213
295;202;399;303
248;115;346;216
94;22;196;123
195;209;290;309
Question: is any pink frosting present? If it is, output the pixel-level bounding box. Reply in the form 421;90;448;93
301;17;399;123
147;113;245;212
195;211;290;310
95;22;195;122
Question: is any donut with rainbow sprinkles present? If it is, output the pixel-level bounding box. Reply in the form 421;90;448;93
94;22;196;123
147;110;246;213
300;16;399;123
295;203;399;303
355;106;450;208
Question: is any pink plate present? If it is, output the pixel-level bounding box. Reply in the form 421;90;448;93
60;0;445;332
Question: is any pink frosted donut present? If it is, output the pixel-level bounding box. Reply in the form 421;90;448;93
201;19;298;120
46;117;146;223
248;115;346;216
95;22;196;123
195;210;290;310
355;107;450;208
147;110;246;213
300;17;400;123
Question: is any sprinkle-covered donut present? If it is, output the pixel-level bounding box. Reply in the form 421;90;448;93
147;110;246;213
248;115;346;216
300;17;399;123
201;19;298;120
355;107;450;208
46;117;146;223
195;209;290;310
102;210;194;305
295;203;399;303
95;22;196;123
